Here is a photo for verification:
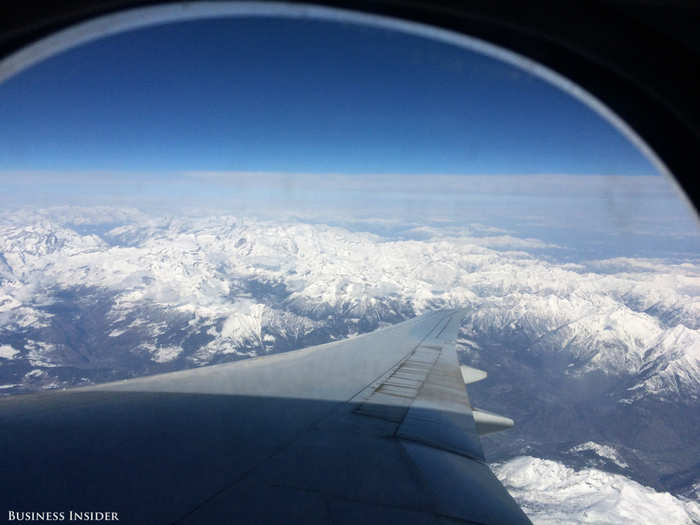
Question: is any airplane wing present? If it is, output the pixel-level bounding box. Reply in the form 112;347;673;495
0;308;531;524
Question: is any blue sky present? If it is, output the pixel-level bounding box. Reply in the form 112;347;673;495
2;16;697;260
0;17;657;176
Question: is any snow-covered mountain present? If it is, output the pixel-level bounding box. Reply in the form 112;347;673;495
1;208;697;398
493;456;700;525
626;324;700;402
0;206;698;509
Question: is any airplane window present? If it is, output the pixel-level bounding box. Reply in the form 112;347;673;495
0;6;698;524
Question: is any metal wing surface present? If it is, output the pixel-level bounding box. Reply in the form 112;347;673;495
0;309;531;524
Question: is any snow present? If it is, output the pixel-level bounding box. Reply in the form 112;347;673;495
0;344;19;359
151;345;182;363
493;456;700;525
136;343;183;363
220;301;265;345
23;369;47;380
569;441;629;469
25;340;58;367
